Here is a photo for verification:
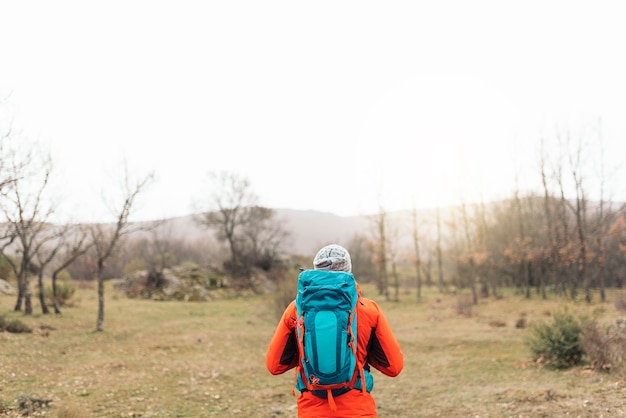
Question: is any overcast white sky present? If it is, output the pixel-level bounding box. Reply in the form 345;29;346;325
1;1;625;223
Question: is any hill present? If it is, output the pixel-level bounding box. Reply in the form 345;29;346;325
147;209;371;257
275;209;370;255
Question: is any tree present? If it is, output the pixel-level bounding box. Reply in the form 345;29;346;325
459;199;478;304
0;127;19;193
240;206;289;270
195;171;288;282
583;121;622;302
410;206;423;302
512;183;531;299
33;224;71;314
90;169;153;331
369;203;389;300
540;138;559;299
386;216;401;302
435;207;444;293
47;224;92;314
0;139;56;314
608;213;626;275
196;171;255;276
567;136;590;302
346;233;376;282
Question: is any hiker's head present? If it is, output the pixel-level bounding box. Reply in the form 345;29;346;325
313;244;352;272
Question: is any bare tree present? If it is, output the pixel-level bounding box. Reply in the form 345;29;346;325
346;233;376;282
386;217;401;302
410;206;423;302
33;224;68;314
38;224;92;314
241;206;289;270
554;142;575;298
512;182;531;299
369;204;389;300
196;171;256;276
195;171;288;282
475;198;493;298
435;207;444;293
585;120;623;302
0;127;19;193
540;137;559;298
90;169;153;331
0;141;56;314
566;136;591;301
459;199;478;304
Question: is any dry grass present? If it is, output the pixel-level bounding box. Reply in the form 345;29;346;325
2;282;626;417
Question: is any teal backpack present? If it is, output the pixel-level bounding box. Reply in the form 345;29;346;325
294;269;367;410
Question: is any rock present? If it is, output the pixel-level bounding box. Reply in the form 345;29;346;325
0;278;15;295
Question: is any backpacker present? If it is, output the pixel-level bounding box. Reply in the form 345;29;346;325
294;269;366;410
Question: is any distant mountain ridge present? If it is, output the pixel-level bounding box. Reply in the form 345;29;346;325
151;207;447;257
275;209;370;255
152;209;372;256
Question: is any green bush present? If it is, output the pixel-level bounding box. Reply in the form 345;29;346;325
3;318;32;333
44;281;76;307
527;308;584;369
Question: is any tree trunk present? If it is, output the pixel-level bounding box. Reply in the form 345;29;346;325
436;208;444;293
525;261;533;299
470;264;478;305
96;261;105;332
38;272;49;314
596;238;607;302
52;271;62;314
392;260;399;302
14;277;24;311
24;270;33;315
539;260;547;300
411;208;422;303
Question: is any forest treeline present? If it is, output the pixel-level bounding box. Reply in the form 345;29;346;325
1;123;625;332
354;131;626;305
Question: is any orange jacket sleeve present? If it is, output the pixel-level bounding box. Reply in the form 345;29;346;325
266;301;299;375
359;298;404;377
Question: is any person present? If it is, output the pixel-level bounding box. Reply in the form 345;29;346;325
266;244;404;417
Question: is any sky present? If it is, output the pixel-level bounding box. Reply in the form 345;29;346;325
1;1;625;223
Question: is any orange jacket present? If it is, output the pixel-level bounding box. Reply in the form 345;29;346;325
266;284;403;417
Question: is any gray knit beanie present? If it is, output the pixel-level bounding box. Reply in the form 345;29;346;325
313;244;352;273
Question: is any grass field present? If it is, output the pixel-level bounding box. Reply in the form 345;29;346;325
2;282;626;417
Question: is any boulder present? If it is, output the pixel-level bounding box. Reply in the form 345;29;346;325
0;278;15;295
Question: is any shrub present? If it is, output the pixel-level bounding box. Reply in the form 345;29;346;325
44;281;76;307
527;308;583;369
579;317;626;373
4;318;32;334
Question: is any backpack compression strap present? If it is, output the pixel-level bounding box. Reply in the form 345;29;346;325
349;313;367;394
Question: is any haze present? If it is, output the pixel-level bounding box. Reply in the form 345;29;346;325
1;1;625;223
